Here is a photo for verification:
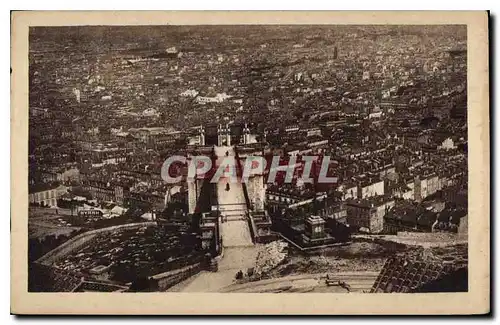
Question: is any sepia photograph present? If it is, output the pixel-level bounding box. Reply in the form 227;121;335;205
11;11;489;315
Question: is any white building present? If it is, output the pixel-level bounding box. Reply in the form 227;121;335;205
29;184;66;207
180;89;199;98
195;93;232;104
359;180;385;199
439;137;456;150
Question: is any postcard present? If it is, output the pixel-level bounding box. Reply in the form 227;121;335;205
11;10;489;315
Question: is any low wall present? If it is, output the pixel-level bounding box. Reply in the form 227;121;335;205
150;262;205;291
248;213;279;244
234;148;252;211
36;222;156;266
247;213;257;244
255;233;280;244
278;233;345;253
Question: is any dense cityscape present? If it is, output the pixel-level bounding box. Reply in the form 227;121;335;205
28;25;468;293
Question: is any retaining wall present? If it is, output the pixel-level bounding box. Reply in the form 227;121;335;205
150;262;205;291
36;222;156;266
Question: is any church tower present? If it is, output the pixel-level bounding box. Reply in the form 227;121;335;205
199;126;205;146
217;124;222;146
217;124;231;146
242;123;250;144
225;124;231;146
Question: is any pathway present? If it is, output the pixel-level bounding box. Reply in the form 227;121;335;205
169;146;257;292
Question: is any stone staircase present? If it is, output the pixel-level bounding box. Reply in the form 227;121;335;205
220;218;253;247
219;206;247;222
214;145;254;248
223;215;247;222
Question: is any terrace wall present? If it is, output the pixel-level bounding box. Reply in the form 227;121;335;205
149;262;205;291
248;212;279;244
36;222;156;266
